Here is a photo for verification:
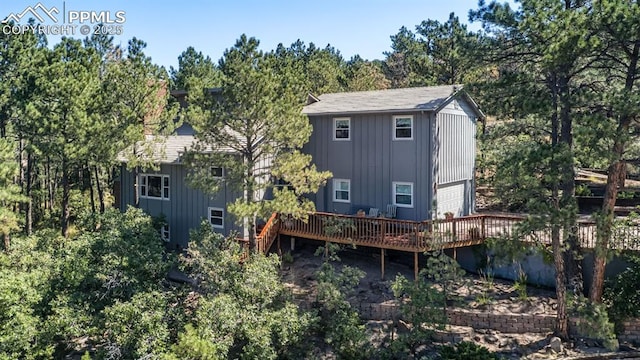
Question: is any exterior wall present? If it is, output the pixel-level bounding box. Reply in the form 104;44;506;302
303;111;433;221
120;163;242;248
434;98;478;217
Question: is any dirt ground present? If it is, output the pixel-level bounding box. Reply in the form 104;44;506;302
279;241;638;359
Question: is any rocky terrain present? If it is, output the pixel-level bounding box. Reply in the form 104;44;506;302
279;241;639;359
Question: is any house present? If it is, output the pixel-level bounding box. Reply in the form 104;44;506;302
118;85;483;248
302;85;483;220
118;89;245;248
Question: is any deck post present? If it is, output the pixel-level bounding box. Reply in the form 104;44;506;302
290;237;295;251
414;252;419;280
381;248;385;280
277;234;282;257
325;242;329;258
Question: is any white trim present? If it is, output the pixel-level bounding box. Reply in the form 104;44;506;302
139;174;170;200
208;207;224;229
393;181;413;208
211;166;224;179
161;224;170;242
332;178;351;203
333;117;351;141
393;115;413;140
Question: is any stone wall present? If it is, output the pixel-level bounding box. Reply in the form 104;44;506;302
356;301;554;333
618;318;640;345
356;301;640;344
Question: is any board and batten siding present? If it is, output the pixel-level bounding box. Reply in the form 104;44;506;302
304;111;433;221
120;163;241;247
433;98;478;217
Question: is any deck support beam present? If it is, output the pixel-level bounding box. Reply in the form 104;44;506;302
381;248;385;280
414;252;419;280
290;237;295;251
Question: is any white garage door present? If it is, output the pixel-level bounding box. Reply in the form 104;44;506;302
436;182;466;218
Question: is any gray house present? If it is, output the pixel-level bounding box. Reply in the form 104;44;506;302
118;85;482;247
302;85;483;220
118;131;243;248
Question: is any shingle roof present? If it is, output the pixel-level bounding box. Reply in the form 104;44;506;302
117;132;240;164
117;135;197;164
302;85;464;116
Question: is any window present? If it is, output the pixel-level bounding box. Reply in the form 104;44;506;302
139;174;170;200
211;166;224;178
161;224;170;242
208;207;224;229
393;115;413;140
393;182;413;208
333;179;351;203
334;118;350;140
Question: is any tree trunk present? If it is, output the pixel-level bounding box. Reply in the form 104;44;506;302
553;222;569;339
95;165;105;213
591;158;625;302
47;156;54;213
591;39;640;302
557;72;583;296
61;160;71;238
549;72;569;338
25;152;33;235
2;233;9;252
88;162;96;213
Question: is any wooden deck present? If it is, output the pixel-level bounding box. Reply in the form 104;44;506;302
251;211;640;278
278;212;523;252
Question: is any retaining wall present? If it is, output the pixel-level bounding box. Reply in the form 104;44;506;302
356;301;640;343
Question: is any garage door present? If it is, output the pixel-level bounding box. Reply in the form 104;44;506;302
436;182;466;218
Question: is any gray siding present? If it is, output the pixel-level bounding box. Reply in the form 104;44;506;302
433;97;478;217
120;164;242;247
304;112;433;221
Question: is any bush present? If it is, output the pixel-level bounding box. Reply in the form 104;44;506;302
439;341;498;360
604;255;640;326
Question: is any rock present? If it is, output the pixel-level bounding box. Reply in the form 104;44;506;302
499;338;511;348
414;344;429;357
473;334;482;342
476;328;488;334
397;320;412;334
549;336;563;353
484;334;499;344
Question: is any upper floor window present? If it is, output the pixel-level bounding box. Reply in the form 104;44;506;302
211;166;224;178
140;174;169;200
393;181;413;208
209;207;224;229
333;179;351;203
334;118;350;140
393;115;413;140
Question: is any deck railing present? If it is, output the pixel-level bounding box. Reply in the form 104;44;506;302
275;212;640;252
256;212;281;254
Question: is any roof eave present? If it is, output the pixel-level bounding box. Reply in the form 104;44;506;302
432;88;486;120
303;108;438;116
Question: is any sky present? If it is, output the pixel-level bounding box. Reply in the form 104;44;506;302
1;1;511;71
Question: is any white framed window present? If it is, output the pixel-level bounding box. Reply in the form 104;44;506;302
333;179;351;203
211;166;224;178
393;115;413;140
139;174;170;200
393;182;413;208
161;224;170;242
208;207;224;229
333;117;350;140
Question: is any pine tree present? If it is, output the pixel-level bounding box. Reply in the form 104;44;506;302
186;35;331;250
0;139;25;251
